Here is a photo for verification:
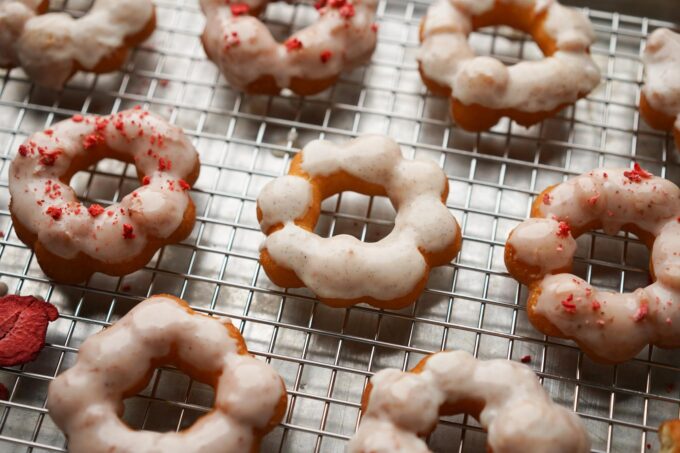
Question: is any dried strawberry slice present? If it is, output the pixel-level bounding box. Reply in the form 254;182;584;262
0;296;59;366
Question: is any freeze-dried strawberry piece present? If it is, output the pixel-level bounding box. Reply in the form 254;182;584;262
0;295;59;367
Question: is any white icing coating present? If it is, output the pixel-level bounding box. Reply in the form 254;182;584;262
642;28;680;129
200;0;378;92
9;108;199;263
507;167;680;362
347;350;590;453
1;0;154;88
47;295;285;453
418;0;601;112
257;135;460;302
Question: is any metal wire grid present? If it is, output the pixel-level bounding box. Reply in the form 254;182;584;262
0;0;678;452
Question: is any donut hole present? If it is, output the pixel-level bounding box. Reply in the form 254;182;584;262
314;192;396;243
470;26;545;66
260;1;320;42
47;0;94;17
68;158;140;208
122;366;215;433
570;230;652;293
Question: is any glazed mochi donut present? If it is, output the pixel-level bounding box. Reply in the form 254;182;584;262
660;420;680;453
9;108;200;283
0;0;155;89
256;135;462;309
505;166;680;363
347;350;590;453
418;0;601;131
47;295;287;453
641;28;680;150
200;0;378;95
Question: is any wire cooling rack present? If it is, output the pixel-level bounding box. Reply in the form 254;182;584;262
1;1;679;452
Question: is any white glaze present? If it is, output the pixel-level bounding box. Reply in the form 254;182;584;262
9;109;199;263
0;0;154;88
257;135;460;302
347;350;590;453
642;28;680;131
47;296;285;453
507;168;680;362
200;0;378;91
418;0;601;112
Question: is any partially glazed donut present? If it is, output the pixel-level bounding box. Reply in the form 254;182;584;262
9;108;200;283
348;350;590;453
47;295;287;453
641;28;680;150
505;166;680;363
0;0;155;88
200;0;378;95
256;135;462;309
418;0;601;131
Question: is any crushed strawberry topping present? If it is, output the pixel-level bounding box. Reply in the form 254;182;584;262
542;193;551;205
230;3;250;15
561;294;576;313
520;355;531;363
0;295;59;366
72;114;84;123
158;158;171;171
88;204;105;217
122;224;136;239
339;3;355;18
556;221;571;238
320;50;333;63
178;179;190;190
633;302;648;322
591;300;601;311
142;176;151;185
623;163;652;183
285;38;304;51
46;206;62;220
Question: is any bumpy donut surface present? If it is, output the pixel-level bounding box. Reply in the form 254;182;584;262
660;420;680;453
200;0;378;95
505;167;680;363
47;295;287;453
418;0;601;131
256;135;462;309
641;28;680;150
9;108;200;283
0;0;155;88
347;350;590;453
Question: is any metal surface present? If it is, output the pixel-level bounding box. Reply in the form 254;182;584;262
0;1;679;452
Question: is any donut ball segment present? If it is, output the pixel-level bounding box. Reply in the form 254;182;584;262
257;142;463;310
660;420;680;453
504;168;680;364
46;295;288;453
418;1;600;131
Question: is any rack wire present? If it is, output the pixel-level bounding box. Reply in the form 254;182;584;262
0;0;678;452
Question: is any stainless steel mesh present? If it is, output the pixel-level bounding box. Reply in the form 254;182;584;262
0;1;678;452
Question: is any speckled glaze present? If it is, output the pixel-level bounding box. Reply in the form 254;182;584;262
348;350;590;453
257;135;461;308
47;295;286;453
200;0;378;93
506;167;680;363
9;109;198;266
418;0;600;111
0;0;154;88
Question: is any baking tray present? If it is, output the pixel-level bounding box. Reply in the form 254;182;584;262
0;0;679;452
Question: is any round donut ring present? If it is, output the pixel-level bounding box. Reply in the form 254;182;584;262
505;167;680;364
47;295;287;453
200;0;378;95
417;0;601;131
9;108;200;284
256;135;462;309
641;28;680;151
347;350;590;453
0;0;155;89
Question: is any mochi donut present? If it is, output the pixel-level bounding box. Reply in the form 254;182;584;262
660;420;680;453
347;350;590;453
641;28;680;150
505;166;680;363
418;0;601;131
47;295;287;453
9;108;200;283
0;0;155;89
256;135;462;309
200;0;378;95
